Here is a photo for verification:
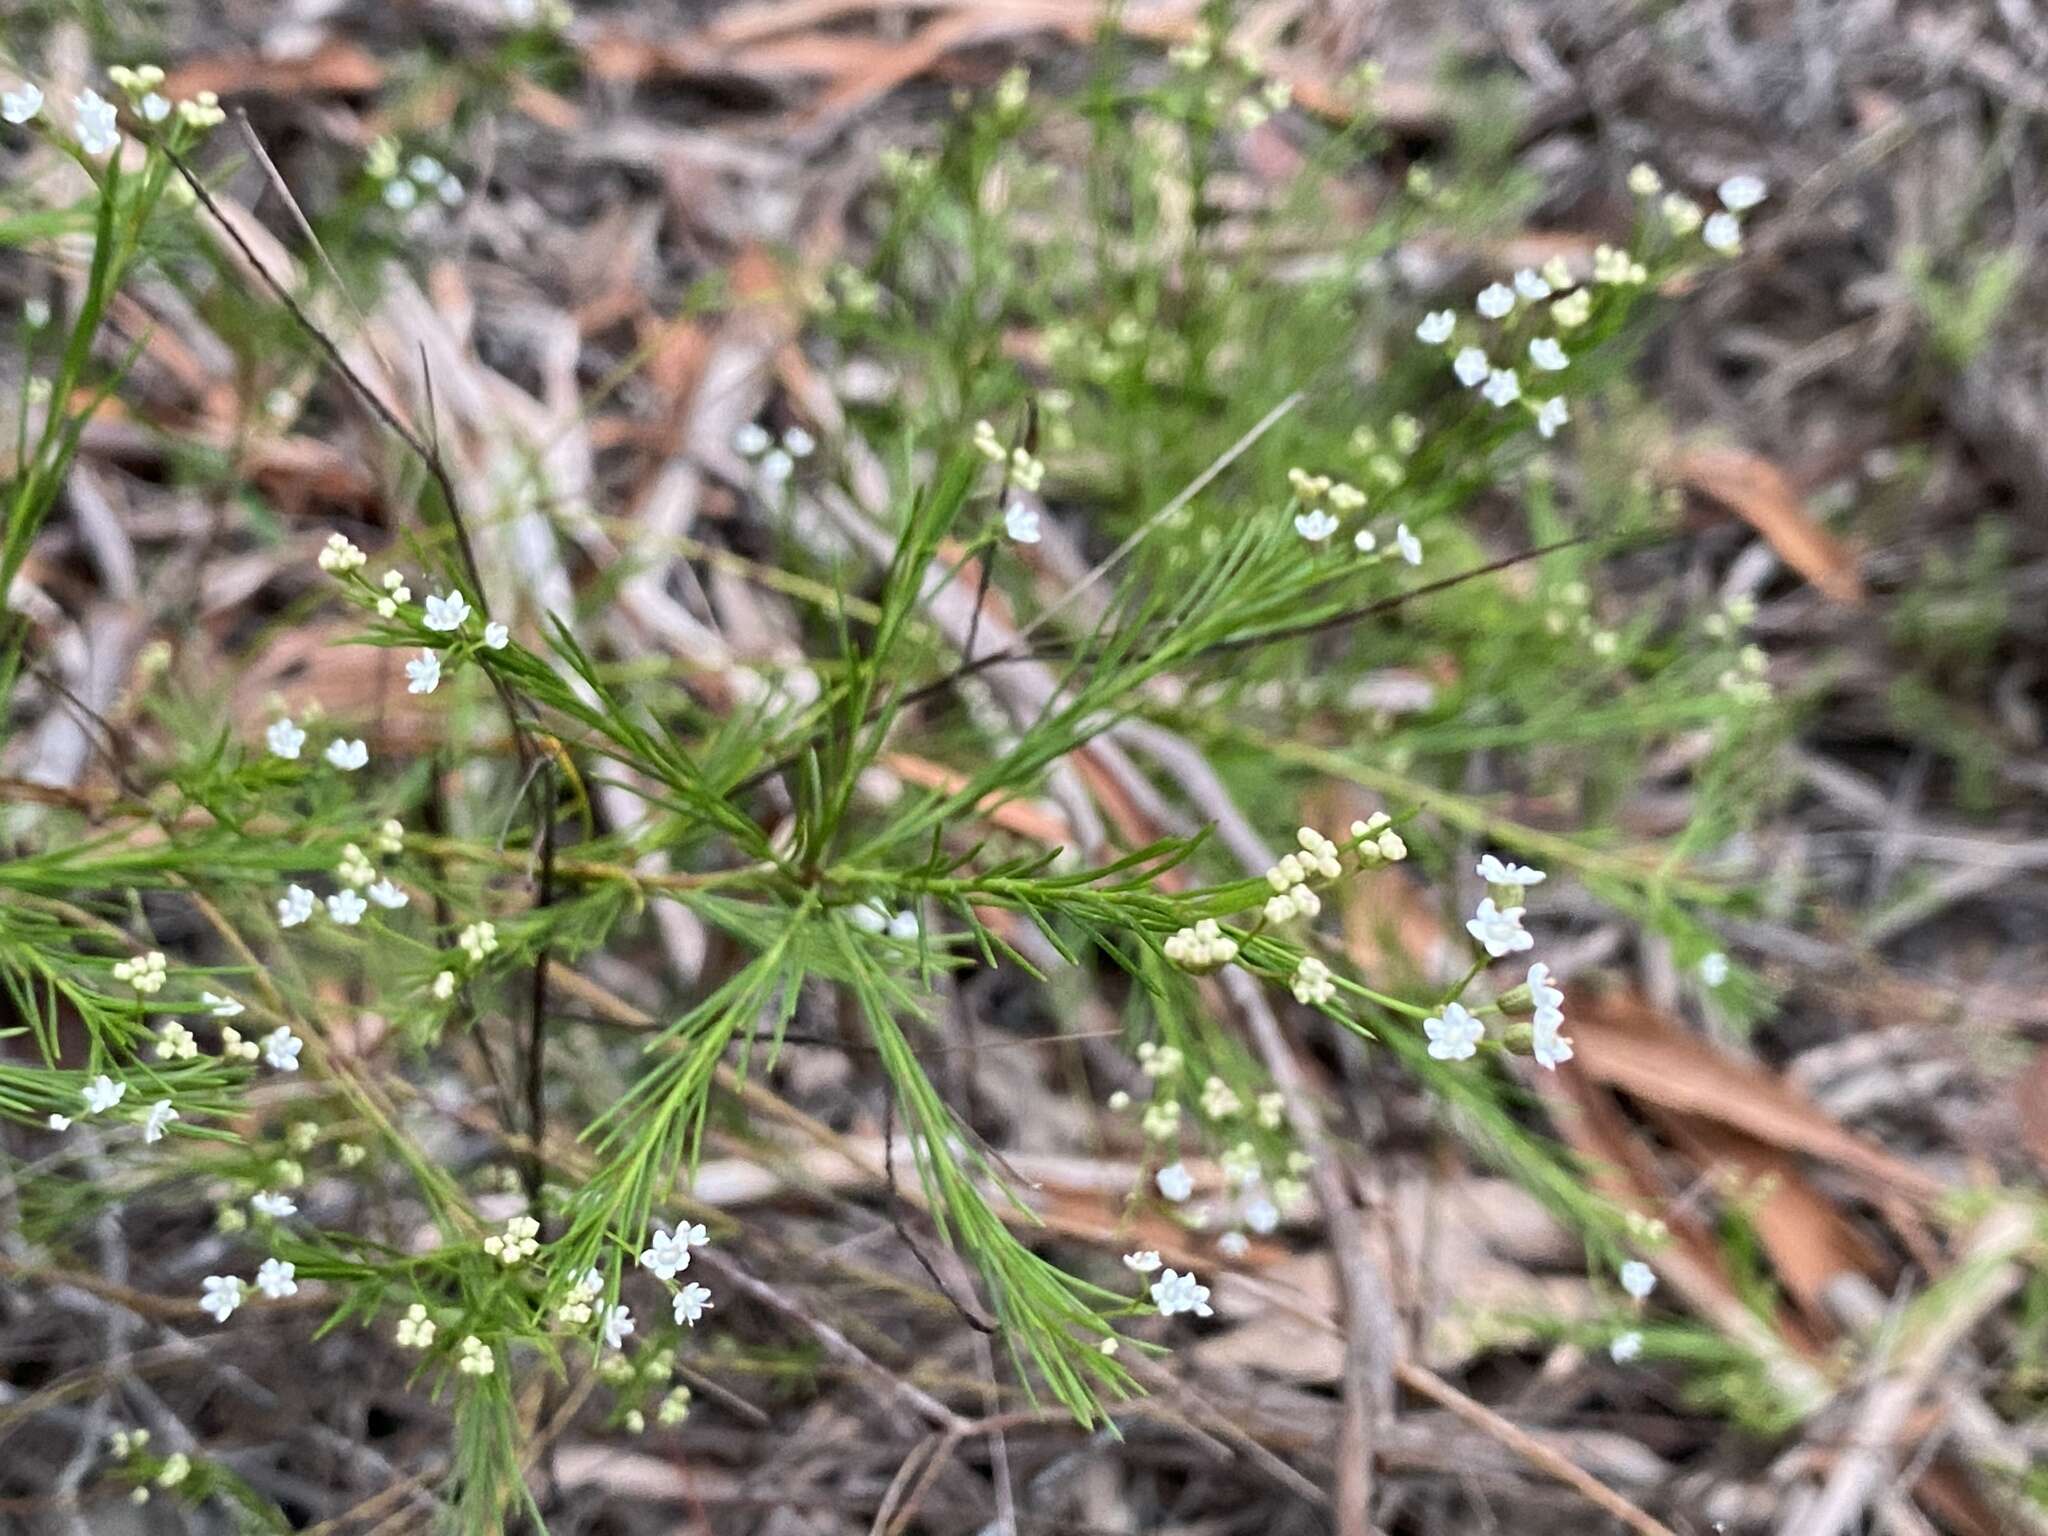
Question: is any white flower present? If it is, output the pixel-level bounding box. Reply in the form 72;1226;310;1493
637;1222;706;1279
457;921;499;963
324;738;369;771
1531;1011;1573;1070
782;425;816;458
266;719;307;760
1512;268;1552;301
367;878;409;910
382;177;418;212
431;970;457;1001
250;1190;297;1219
1476;283;1515;319
482;622;509;650
326;889;367;925
1395;523;1423;566
317;532;366;573
73;91;121;157
1149;1268;1213;1318
374;819;406;855
601;1303;634;1350
261;1027;303;1072
1526;962;1564;1014
405;650;441;694
1244;1195;1280;1234
1476;854;1546;887
1122;1250;1162;1274
1452;347;1490;387
1218;1231;1249;1258
2;82;44;124
1535;398;1570;439
1465;897;1533;957
23;298;50;329
139;92;170;124
483;1214;541;1266
407;154;444;186
1717;174;1767;212
886;908;920;942
277;885;316;927
1353;528;1376;553
1155;1162;1194;1202
82;1075;127;1114
337;845;375;887
142;1100;177;1143
1003;501;1041;544
732;422;771;457
1424;1002;1485;1061
1290;956;1336;1006
255;1258;298;1299
422;592;471;632
1699;952;1730;987
1528;337;1569;372
1702;212;1742;254
48;1113;72;1131
199;1275;245;1323
1610;1330;1643;1363
1294;509;1339;543
113;951;167;994
456;1335;495;1375
672;1282;713;1326
1620;1260;1657;1299
1481;368;1522;408
758;448;795;486
202;991;245;1018
396;1303;437;1349
1415;309;1455;345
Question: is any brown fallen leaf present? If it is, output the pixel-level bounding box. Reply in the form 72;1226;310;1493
1565;985;1941;1204
164;40;385;102
1670;442;1865;604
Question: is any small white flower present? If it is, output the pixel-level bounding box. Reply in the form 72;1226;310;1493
395;1303;437;1349
1424;1002;1485;1061
886;908;920;942
1353;528;1377;553
48;1113;72;1131
277;885;316;928
1218;1230;1249;1258
1155;1162;1195;1203
1294;509;1339;543
1610;1330;1643;1363
2;82;45;124
266;719;307;760
382;177;419;212
1395;523;1423;566
250;1190;297;1219
431;970;458;1001
1526;962;1564;1014
366;878;409;910
1122;1250;1162;1274
139;92;171;124
1290;956;1336;1006
374;819;405;855
1465;897;1533;957
782;425;816;458
405;650;442;695
1513;268;1552;301
73;91;121;157
1453;347;1490;387
1003;501;1041;544
1244;1195;1280;1234
23;297;50;329
1528;337;1569;372
142;1100;177;1143
1532;1011;1573;1070
1476;854;1546;887
1620;1260;1657;1300
732;422;772;457
202;991;245;1018
758;447;795;486
1717;174;1767;212
483;1214;541;1266
1702;211;1742;254
1415;309;1455;345
1476;283;1516;320
324;738;369;771
1149;1268;1213;1318
1699;952;1730;987
482;622;509;650
1535;397;1570;439
326;889;367;925
199;1275;245;1323
407;154;445;186
638;1222;707;1279
456;1335;495;1375
422;592;471;632
601;1303;634;1350
262;1027;303;1072
1626;162;1663;197
1481;368;1522;408
82;1075;127;1114
255;1258;298;1299
672;1281;713;1327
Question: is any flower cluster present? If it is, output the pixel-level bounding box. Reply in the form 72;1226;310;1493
365;138;465;212
483;1214;541;1266
635;1221;716;1326
112;950;167;994
973;418;1045;492
1162;917;1237;972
